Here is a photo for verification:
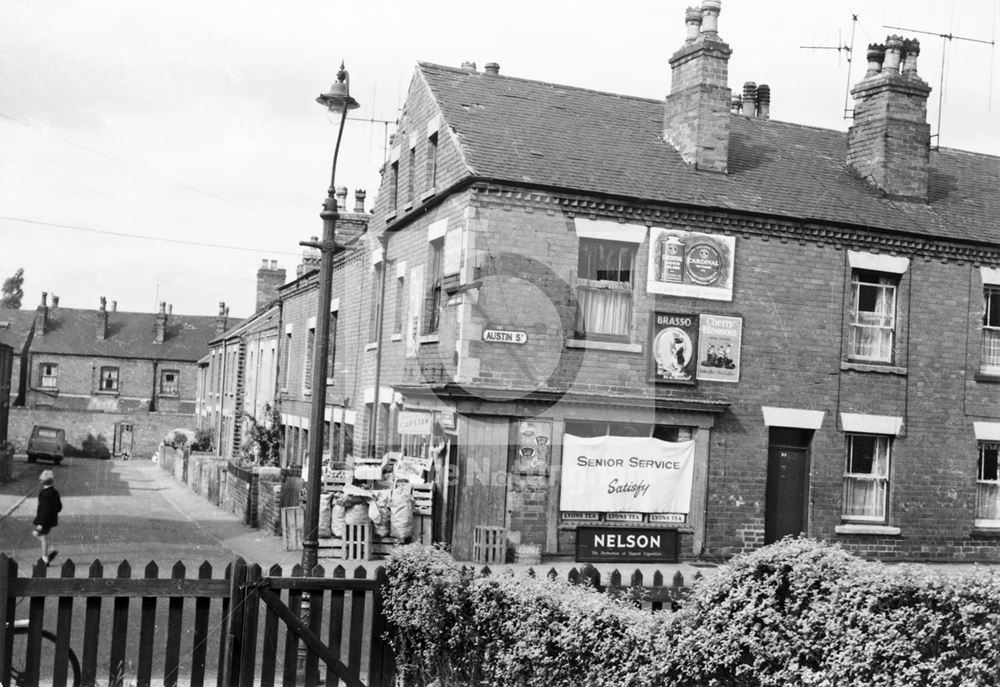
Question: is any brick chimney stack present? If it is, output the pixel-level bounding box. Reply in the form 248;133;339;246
297;237;322;278
256;258;286;311
37;292;48;335
663;1;734;173
215;301;229;335
97;296;108;341
847;35;931;200
154;301;167;344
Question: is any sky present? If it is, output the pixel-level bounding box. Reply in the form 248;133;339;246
1;0;998;317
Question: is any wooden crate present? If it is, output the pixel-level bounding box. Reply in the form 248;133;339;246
412;483;433;516
473;526;508;565
343;523;372;561
281;507;303;551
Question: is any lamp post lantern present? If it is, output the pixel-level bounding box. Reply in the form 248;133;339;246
301;62;360;571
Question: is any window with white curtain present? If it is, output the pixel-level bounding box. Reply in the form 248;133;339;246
575;238;636;339
843;434;890;522
982;289;1000;371
849;270;897;362
977;442;1000;522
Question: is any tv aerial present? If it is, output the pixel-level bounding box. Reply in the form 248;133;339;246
800;14;859;119
882;24;995;150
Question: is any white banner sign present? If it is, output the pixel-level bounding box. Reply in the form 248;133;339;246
559;434;695;513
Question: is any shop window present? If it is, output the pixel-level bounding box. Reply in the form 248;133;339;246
842;434;890;523
564;420;684;441
424;238;444;334
977;442;1000;522
849;270;897;363
575;238;636;340
38;362;58;389
99;366;119;392
160;369;179;396
982;288;1000;372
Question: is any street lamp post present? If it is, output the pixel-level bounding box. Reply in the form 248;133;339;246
301;63;359;572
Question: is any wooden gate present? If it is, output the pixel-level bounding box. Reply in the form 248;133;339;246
0;555;395;687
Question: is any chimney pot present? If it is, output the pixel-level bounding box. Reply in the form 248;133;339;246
700;0;722;36
354;189;367;213
100;296;106;311
902;38;920;76
270;259;278;269
158;301;166;315
111;300;117;312
865;43;886;77
741;81;757;116
51;295;59;309
40;292;47;307
883;35;904;73
261;258;269;268
96;297;108;341
335;186;348;210
168;304;173;315
684;6;703;42
484;62;500;76
755;84;771;119
461;61;477;72
731;96;743;113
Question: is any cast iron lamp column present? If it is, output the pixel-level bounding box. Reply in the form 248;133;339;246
301;62;359;571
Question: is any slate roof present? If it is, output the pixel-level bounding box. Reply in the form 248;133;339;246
0;309;37;352
30;308;220;362
418;63;1000;245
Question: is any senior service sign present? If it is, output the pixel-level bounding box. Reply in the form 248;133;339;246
559;434;695;513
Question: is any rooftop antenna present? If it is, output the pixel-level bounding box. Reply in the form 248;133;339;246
801;14;859;119
884;23;995;150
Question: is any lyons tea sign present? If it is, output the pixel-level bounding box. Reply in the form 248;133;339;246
559;434;695;513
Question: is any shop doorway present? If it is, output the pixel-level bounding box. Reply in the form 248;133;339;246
764;427;811;544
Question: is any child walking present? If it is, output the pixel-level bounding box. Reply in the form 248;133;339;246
32;469;62;565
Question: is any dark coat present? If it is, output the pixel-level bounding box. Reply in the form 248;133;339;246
33;486;62;528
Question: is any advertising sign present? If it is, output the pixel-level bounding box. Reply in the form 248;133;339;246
696;314;743;383
647;227;735;301
576;527;679;563
398;410;433;435
559;434;695;513
405;265;424;358
514;420;552;474
649;312;698;384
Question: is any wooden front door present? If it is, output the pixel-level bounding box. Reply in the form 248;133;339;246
764;428;811;545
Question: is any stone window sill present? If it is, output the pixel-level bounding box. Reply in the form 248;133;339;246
419;334;440;344
364;342;379;352
975;370;1000;383
390;333;402;342
566;338;642;353
841;361;907;375
835;524;901;536
420;188;436;202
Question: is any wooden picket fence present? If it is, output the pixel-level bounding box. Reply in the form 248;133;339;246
0;554;394;687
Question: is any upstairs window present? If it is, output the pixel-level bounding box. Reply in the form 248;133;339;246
983;288;1000;372
99;366;119;392
424;237;444;335
407;146;416;205
978;442;1000;522
843;434;890;523
160;369;179;396
369;263;383;343
426;133;439;189
281;329;292;391
575;238;636;339
38;363;58;389
849;270;897;362
388;161;399;212
303;326;316;391
326;310;338;384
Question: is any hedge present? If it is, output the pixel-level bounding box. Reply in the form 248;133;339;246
383;540;1000;687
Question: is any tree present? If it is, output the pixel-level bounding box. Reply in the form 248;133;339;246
1;268;24;309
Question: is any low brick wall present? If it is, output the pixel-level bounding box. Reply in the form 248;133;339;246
225;461;259;527
0;447;12;484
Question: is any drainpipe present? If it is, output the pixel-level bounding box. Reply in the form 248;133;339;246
369;233;390;458
151;360;159;412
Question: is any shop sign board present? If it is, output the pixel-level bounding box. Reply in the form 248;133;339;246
559;434;695;513
398;410;433;435
576;527;679;563
646;227;735;301
649;312;698;384
696;314;742;383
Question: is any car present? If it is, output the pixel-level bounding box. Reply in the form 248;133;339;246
26;425;66;464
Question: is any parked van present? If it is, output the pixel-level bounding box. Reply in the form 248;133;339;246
27;425;65;464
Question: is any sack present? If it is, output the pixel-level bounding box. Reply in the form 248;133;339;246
331;503;346;538
375;505;392;537
390;491;414;541
368;499;381;525
318;492;334;538
344;502;369;526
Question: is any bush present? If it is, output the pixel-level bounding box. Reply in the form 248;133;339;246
385;540;1000;687
191;427;215;452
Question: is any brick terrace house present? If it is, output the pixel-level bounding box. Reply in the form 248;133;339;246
350;2;1000;563
13;294;228;459
200;188;371;468
200;2;1000;563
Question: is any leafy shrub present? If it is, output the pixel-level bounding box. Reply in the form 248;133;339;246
386;539;1000;687
191;427;215;452
163;428;195;450
240;404;282;467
